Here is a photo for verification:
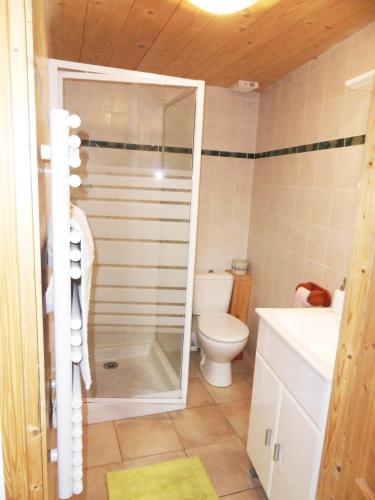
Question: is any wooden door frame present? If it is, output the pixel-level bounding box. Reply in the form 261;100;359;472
317;81;375;498
0;0;47;498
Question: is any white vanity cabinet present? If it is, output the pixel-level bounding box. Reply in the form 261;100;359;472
247;314;335;500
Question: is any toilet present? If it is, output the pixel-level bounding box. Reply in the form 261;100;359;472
193;272;249;387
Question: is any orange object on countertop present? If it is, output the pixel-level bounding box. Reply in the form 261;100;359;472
295;282;331;307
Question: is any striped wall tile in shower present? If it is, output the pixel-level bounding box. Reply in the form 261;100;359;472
72;167;192;339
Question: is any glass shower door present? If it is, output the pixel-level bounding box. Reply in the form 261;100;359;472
156;90;196;380
57;67;203;403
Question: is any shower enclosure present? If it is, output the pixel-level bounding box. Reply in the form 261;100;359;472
49;60;204;422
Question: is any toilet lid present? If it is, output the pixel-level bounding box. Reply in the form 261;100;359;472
198;313;249;343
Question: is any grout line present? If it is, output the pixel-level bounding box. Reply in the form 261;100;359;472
220;486;265;498
215;403;244;444
112;419;126;462
166;411;187;452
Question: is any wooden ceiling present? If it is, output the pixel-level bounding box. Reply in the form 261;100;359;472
48;0;375;88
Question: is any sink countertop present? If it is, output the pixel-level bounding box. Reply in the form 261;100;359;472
256;307;341;382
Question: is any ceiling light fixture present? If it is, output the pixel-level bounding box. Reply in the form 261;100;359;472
189;0;258;15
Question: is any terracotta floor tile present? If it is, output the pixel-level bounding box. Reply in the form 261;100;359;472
219;399;251;443
123;450;186;469
203;374;252;404
169;405;236;448
76;462;122;500
115;413;182;460
232;358;251;376
83;421;122;469
187;379;215;408
186;438;258;497
220;487;267;499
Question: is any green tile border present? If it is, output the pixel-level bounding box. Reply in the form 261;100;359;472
80;134;365;160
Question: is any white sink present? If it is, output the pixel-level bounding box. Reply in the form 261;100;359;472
256;307;341;381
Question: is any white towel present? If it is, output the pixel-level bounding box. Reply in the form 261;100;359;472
70;204;94;390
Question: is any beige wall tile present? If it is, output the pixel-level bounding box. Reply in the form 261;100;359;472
246;22;375;346
330;189;358;232
294;187;314;223
306;224;329;263
334;146;363;189
326;229;353;274
341;88;371;137
302;104;323;144
320;96;345;141
306;68;327;108
325;55;349;101
292;221;309;256
311;188;334;226
196;156;255;272
315;149;336;188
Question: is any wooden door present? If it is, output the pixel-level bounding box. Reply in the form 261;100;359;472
317;83;375;498
0;0;49;498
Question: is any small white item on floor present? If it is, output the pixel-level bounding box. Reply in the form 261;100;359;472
70;204;95;391
231;258;248;275
190;329;199;351
294;286;312;307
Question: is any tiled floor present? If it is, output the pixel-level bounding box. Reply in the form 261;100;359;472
78;352;266;500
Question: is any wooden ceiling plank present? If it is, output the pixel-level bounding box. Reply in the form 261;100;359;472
110;0;182;70
163;0;282;78
237;5;375;88
136;1;213;74
224;10;375;88
47;0;89;61
48;0;375;88
186;0;338;81
212;0;375;87
80;0;135;65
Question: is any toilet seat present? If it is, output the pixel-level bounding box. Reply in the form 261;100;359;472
198;313;249;343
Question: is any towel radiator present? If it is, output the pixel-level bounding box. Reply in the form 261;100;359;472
42;109;84;498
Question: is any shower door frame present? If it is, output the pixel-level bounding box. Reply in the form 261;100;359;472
49;59;205;423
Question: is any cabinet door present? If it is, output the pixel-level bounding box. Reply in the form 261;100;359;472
270;389;321;500
247;352;282;496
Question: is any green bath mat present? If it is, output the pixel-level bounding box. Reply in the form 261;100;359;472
106;455;219;500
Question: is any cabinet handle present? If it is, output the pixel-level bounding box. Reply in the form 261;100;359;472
273;443;281;461
265;428;272;446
